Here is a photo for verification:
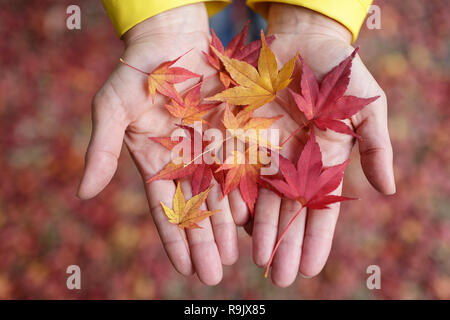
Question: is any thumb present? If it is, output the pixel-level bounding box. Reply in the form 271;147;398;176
77;94;128;199
353;92;396;195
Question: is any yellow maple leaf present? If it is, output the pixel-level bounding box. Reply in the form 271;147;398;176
206;31;296;111
160;182;219;229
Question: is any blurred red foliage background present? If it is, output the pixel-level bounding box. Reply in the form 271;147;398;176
0;0;448;299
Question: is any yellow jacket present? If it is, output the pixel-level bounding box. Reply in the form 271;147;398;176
102;0;372;42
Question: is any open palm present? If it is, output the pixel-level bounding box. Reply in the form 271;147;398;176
77;5;246;286
246;4;395;287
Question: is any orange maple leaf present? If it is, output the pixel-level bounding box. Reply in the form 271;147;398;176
216;146;262;214
160;181;219;229
147;51;200;104
165;81;217;124
222;103;282;149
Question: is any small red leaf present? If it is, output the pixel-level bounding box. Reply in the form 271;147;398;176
191;165;213;196
288;48;377;139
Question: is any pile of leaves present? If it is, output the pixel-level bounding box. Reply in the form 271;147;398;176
121;24;378;277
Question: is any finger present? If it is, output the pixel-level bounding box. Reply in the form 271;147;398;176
270;199;306;287
252;188;281;267
180;178;223;286
206;178;239;265
145;180;194;276
77;96;128;199
351;91;395;194
299;184;342;278
228;188;251;226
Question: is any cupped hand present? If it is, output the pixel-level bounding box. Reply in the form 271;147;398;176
247;4;395;287
77;4;241;286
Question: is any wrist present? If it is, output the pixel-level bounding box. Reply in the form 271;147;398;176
123;3;209;47
267;3;352;44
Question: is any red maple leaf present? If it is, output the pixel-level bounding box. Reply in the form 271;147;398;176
147;125;221;195
288;49;379;138
204;21;275;88
263;132;354;208
261;131;355;276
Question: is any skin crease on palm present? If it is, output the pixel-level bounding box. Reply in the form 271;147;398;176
77;3;395;287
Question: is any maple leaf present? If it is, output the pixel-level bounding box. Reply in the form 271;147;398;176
216;146;262;214
223;103;282;149
147;125;222;196
147;51;200;104
261;131;355;277
165;81;217;124
288;50;379;138
160;181;219;229
206;31;296;112
263;131;354;209
204;22;275;88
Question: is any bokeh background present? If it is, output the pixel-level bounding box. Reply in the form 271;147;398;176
0;0;449;299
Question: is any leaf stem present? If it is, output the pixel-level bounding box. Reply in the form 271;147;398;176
178;227;189;253
275;94;291;113
264;204;305;278
179;73;216;95
280;124;307;147
119;58;150;75
275;93;310;147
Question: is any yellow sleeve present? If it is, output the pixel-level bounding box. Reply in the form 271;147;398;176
102;0;231;38
246;0;372;42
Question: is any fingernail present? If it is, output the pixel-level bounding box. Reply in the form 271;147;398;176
300;273;313;279
387;179;396;195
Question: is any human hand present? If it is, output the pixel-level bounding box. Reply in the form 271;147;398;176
247;4;395;287
77;4;240;285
